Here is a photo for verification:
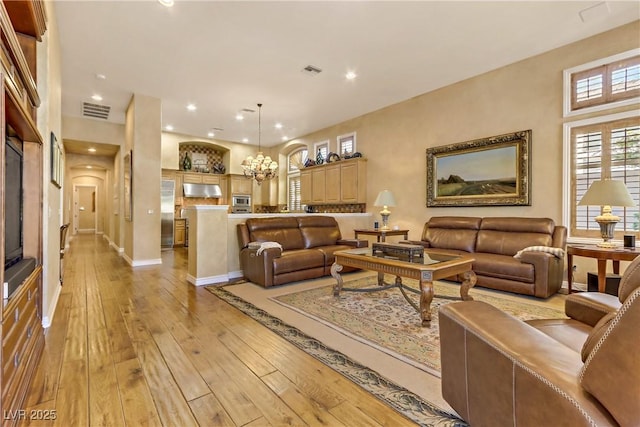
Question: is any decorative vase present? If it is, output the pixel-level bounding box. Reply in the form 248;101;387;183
183;152;192;170
316;149;324;165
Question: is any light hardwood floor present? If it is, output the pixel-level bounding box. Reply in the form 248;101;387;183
20;234;417;426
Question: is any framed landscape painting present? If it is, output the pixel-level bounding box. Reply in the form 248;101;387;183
426;130;531;207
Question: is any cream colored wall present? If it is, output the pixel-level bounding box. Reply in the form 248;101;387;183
124;94;162;265
273;21;640;284
38;1;63;326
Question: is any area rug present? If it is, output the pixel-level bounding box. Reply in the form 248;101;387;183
207;282;467;426
272;275;567;376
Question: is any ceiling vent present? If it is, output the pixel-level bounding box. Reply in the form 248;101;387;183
212;127;224;131
241;108;255;113
82;102;110;120
302;65;322;76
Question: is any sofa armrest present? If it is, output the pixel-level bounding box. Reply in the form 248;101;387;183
399;239;430;248
439;301;616;426
239;247;282;287
517;251;564;298
337;239;369;248
565;292;620;327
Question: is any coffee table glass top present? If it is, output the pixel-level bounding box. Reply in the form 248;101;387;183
337;247;459;265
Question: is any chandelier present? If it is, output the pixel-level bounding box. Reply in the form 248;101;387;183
241;103;278;185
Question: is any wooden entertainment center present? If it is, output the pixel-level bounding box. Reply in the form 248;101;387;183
0;0;47;422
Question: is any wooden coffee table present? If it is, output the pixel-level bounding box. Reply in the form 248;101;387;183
331;248;476;326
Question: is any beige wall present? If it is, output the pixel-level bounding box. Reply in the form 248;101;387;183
38;1;63;326
273;21;640;283
124;94;162;265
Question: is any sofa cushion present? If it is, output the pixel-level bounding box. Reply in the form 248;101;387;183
472;252;535;283
423;217;481;253
476;217;555;256
273;249;325;275
297;216;342;248
245;217;304;251
527;318;591;353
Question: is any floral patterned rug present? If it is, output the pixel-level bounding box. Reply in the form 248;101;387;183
272;275;567;375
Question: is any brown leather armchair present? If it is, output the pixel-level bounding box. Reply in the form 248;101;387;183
438;256;640;426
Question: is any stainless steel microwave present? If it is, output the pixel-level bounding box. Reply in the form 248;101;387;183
232;195;251;207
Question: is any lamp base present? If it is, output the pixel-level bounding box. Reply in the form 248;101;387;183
596;241;618;248
380;209;391;231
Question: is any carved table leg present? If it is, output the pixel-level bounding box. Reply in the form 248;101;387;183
459;270;477;301
377;271;384;286
331;262;344;297
419;278;434;326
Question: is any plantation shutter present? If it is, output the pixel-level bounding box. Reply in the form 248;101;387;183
572;118;640;237
571;56;640;111
288;176;301;211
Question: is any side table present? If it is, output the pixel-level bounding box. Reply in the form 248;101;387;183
354;228;409;243
567;244;640;293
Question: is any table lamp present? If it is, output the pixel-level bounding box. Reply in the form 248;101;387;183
578;179;636;248
374;190;396;230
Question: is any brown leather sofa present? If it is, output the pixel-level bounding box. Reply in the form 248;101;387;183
438;254;640;426
237;216;367;287
403;216;567;298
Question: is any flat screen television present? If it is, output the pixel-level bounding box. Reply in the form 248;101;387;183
5;136;23;269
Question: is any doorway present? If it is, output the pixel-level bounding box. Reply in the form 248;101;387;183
73;185;98;234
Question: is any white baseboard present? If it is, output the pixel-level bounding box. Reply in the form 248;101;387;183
187;273;229;286
42;281;62;329
228;270;244;280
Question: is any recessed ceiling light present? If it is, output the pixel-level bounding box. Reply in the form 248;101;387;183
236;114;244;121
346;71;357;80
207;131;214;138
95;73;106;80
281;136;288;141
165;125;174;131
242;138;249;143
88;148;97;153
91;94;103;101
158;0;174;7
275;123;283;129
186;103;197;111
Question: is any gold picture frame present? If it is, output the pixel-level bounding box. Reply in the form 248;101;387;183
426;130;531;207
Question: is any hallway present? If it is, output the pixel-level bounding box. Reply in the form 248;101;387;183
20;235;414;426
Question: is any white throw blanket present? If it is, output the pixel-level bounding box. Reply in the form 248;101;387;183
514;246;565;259
248;241;283;255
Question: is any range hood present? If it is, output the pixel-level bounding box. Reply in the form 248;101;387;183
183;183;222;198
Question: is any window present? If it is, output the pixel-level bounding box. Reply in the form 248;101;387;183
569;115;640;239
314;140;329;161
338;132;356;156
288;148;307;173
564;50;640;116
288;175;302;212
287;148;307;211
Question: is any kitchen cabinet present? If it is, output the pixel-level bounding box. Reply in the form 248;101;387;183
300;158;367;204
340;159;367;202
300;170;312;204
174;218;186;247
325;164;341;203
230;174;253;195
311;168;326;203
0;1;47;423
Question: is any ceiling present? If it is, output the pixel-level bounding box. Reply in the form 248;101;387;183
55;1;639;153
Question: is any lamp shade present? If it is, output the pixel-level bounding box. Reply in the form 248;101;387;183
374;190;396;207
578;179;636;207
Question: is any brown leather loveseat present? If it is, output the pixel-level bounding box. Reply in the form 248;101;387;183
403;216;567;298
237;216;367;287
438;253;640;426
